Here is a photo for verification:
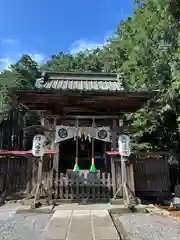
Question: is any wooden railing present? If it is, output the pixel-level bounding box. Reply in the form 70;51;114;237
52;172;112;202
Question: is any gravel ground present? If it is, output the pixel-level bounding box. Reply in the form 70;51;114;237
0;204;52;240
118;213;180;240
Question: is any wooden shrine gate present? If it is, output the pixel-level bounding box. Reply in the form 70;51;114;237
52;171;113;202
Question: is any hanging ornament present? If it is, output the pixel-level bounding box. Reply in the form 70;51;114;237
73;119;80;172
73;160;80;172
90;119;96;173
90;157;96;173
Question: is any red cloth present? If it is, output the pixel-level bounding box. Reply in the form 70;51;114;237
106;151;120;156
0;149;56;156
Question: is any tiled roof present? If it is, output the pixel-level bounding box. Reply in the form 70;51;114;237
42;72;124;92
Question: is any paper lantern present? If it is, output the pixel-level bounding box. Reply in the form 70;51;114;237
32;134;46;157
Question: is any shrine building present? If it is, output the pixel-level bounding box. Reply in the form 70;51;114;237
11;72;155;203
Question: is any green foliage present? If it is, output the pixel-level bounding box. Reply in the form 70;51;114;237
103;0;180;151
1;0;180;151
0;55;41;123
42;49;104;73
11;54;41;89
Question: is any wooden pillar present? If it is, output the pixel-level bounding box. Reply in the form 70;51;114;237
53;143;59;171
129;164;135;194
103;142;107;172
111;119;117;195
23;113;27;150
52;118;59;172
35;113;45;201
126;163;135;194
23;112;33;195
50;118;59;203
26;155;33;195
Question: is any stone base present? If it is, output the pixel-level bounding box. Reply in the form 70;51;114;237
15;205;54;214
110;198;124;205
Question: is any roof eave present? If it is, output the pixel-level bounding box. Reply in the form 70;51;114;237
11;88;156;98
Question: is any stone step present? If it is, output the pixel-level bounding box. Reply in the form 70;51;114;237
109;205;132;215
43;210;72;240
110;198;124;205
43;209;120;240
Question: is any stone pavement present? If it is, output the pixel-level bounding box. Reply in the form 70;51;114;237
44;209;120;240
0;203;22;220
117;212;180;240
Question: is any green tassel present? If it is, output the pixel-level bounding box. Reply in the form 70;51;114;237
73;163;80;172
90;163;96;173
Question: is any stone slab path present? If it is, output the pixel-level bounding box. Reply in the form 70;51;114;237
44;209;120;240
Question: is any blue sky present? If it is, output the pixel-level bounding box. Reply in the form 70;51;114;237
0;0;134;70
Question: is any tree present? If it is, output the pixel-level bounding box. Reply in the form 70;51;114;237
11;54;41;88
106;0;180;151
2;0;180;152
42;50;104;73
0;54;41;149
0;54;41;117
38;0;180;151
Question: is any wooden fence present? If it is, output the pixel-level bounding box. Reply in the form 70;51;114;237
0;156;28;195
52;172;112;202
28;158;112;202
132;152;171;197
0;152;176;201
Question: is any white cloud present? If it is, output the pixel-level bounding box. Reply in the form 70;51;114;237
69;31;115;55
29;53;46;64
1;38;18;45
0;38;46;71
0;53;46;72
70;39;105;55
0;58;13;71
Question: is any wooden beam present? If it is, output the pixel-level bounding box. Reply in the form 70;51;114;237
111;119;117;196
21;98;144;106
50;115;123;119
13;88;154;98
24;104;140;113
17;93;147;105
